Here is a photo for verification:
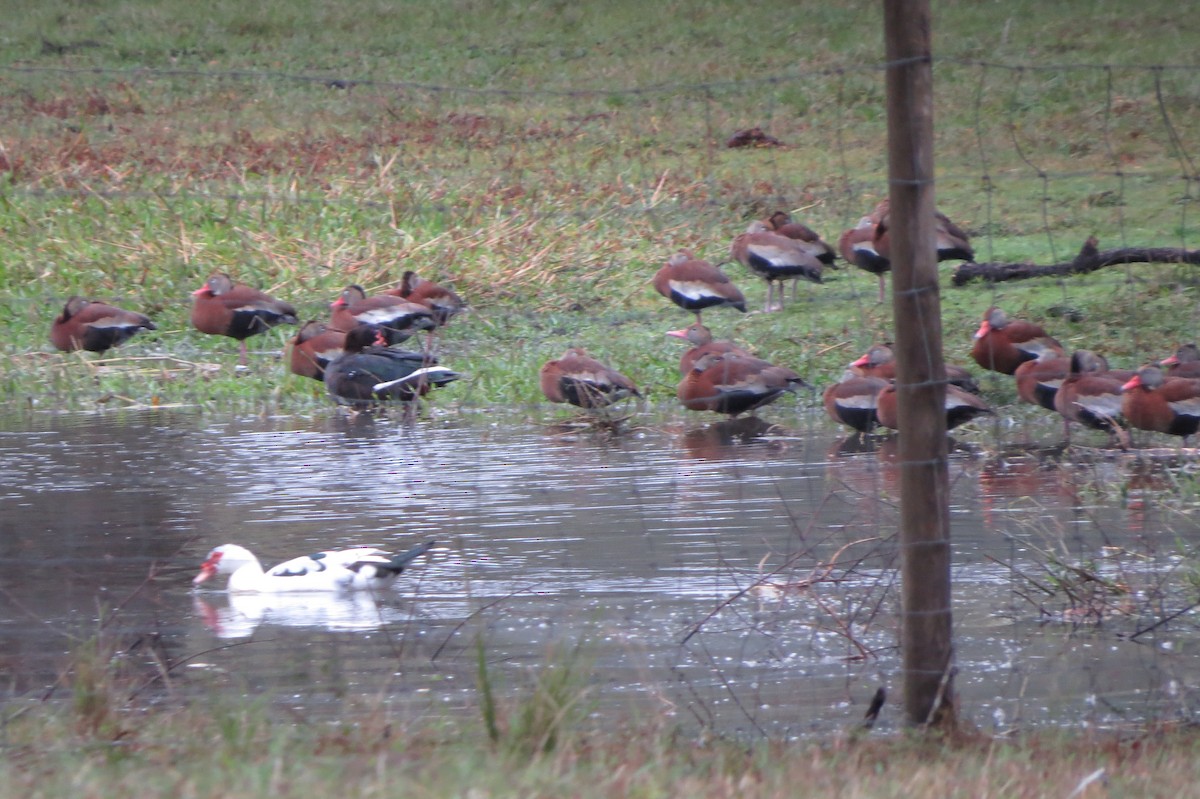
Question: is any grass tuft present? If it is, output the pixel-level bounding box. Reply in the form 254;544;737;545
476;635;595;759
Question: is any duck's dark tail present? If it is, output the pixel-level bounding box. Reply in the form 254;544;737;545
384;538;437;575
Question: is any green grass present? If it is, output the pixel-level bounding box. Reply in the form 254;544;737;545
5;686;1200;798
5;619;1200;799
1;6;1198;410
3;0;1200;416
0;5;1195;425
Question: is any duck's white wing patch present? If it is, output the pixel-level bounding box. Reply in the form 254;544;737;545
1168;395;1200;418
373;366;459;391
746;241;805;266
354;307;410;325
1073;394;1123;418
268;548;388;578
314;346;344;362
1018;339;1061;360
835;395;879;411
667;278;723;301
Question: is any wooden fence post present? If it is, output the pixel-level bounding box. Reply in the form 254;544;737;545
883;0;957;729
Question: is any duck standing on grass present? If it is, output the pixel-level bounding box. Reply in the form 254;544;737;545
190;273;298;365
970;306;1065;375
386;270;465;327
762;211;836;302
1054;349;1129;449
539;348;641;410
839;216;890;303
50;296;156;354
653;250;747;323
329;285;436;346
288;321;347;382
730;221;823;312
1160;344;1200;379
763;211;836;266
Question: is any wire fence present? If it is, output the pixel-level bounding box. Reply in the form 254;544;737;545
5;54;1200;735
4;57;1198;317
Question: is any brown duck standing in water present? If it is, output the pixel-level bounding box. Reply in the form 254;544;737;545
677;351;807;417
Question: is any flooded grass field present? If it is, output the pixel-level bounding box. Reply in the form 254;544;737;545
3;406;1199;737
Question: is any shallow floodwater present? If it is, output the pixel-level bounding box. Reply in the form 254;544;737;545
2;407;1199;736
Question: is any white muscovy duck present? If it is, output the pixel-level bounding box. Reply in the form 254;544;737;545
192;539;435;593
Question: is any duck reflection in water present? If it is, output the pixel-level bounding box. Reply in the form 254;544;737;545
193;592;403;639
827;433;881;458
680;417;779;461
327;411;381;438
824;435;901;525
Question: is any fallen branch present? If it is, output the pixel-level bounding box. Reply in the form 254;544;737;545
951;236;1200;286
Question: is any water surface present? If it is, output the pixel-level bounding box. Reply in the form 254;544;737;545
2;408;1197;736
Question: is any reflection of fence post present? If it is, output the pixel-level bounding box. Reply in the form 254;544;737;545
883;0;957;728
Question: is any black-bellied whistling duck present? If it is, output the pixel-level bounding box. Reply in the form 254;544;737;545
933;212;974;263
1016;350;1133;414
849;343;980;395
50;296;156;354
763;212;836;264
823;373;888;434
330;285;436;346
763;211;835;302
539;348;640;409
665;322;752;376
839;217;890;303
1160;344;1200;379
970;306;1065;375
653;250;747;322
323;325;460;407
190;273;298;364
677;351;807;417
730;221;823;312
871;198;974;263
1053;350;1129;448
1014;351;1071;412
875;381;993;432
386;270;464;327
1121;366;1200;445
288;321;346;381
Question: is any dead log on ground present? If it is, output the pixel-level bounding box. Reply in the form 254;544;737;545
952;237;1200;286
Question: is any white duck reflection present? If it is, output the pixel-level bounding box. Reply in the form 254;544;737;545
193;591;408;639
